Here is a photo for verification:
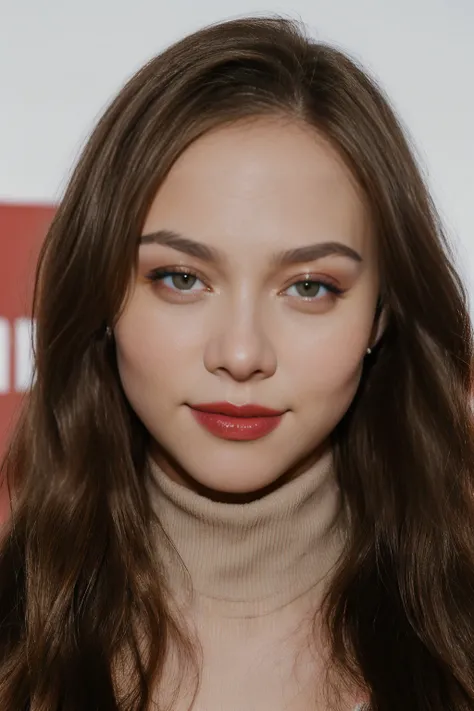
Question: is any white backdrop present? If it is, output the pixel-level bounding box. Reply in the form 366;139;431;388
1;0;473;300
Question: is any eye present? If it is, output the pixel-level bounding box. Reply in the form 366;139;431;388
146;268;207;293
284;278;344;300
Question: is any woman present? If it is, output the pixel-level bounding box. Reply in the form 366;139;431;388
0;14;473;711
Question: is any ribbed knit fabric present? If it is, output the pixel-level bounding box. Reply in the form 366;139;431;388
146;448;368;711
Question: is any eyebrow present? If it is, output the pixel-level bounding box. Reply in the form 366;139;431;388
139;229;362;266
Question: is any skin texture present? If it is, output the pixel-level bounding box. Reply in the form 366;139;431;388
114;117;384;501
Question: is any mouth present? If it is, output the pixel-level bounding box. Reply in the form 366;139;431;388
187;402;286;441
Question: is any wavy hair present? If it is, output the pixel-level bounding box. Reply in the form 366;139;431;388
1;14;473;711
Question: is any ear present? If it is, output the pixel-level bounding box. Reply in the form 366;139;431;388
369;296;387;350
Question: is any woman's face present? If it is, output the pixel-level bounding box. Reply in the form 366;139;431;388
114;117;382;497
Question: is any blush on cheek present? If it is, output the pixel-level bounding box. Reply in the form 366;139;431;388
324;340;364;378
115;349;169;432
333;359;365;411
116;341;168;392
309;363;364;437
307;350;365;408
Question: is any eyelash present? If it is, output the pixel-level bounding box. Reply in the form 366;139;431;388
145;267;345;301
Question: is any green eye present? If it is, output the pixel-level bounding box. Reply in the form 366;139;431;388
285;279;343;299
147;269;204;292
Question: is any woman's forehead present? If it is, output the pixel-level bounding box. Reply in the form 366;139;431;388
140;120;375;265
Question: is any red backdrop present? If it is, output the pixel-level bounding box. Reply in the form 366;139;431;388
0;202;56;520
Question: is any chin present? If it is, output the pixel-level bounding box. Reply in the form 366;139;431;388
148;437;298;499
183;461;292;502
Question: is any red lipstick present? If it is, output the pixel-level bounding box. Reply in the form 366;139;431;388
188;402;285;441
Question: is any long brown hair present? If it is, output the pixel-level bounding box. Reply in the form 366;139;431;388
1;14;473;711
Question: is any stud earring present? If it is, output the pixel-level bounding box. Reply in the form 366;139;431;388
366;347;372;355
105;325;113;338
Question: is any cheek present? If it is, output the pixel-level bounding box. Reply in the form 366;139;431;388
293;348;364;402
287;310;370;400
113;293;204;399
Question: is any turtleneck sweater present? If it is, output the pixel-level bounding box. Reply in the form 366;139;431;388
146;448;369;711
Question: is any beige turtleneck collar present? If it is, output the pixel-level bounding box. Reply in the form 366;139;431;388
146;447;348;619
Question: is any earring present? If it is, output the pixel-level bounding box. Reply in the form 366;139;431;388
105;325;113;338
366;347;372;355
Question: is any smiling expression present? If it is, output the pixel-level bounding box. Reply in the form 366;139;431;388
114;117;382;497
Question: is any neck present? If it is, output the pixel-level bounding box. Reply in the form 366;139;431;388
146;447;347;618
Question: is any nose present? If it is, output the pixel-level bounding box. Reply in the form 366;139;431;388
203;300;277;382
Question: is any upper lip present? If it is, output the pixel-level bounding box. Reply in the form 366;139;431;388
190;402;285;417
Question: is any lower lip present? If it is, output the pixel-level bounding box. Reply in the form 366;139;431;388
189;408;283;441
